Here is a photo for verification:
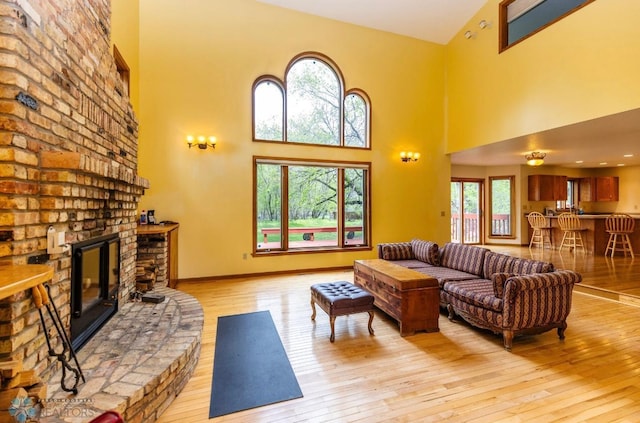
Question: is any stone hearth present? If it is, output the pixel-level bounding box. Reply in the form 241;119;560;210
42;287;203;422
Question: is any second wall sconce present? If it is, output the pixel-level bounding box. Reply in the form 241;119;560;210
186;135;217;150
400;151;420;162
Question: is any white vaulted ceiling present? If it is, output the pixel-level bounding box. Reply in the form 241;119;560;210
255;1;640;168
256;0;486;44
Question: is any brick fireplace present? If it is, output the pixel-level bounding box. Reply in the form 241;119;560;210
0;0;147;387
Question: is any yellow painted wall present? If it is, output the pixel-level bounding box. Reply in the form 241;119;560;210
446;0;640;153
110;0;140;114
137;0;450;278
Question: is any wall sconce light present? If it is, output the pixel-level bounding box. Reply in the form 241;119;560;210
400;151;420;162
464;30;475;39
479;19;490;29
186;135;217;150
525;151;546;166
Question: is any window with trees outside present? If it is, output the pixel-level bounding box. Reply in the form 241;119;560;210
252;52;370;148
253;52;372;255
489;176;515;238
255;158;370;253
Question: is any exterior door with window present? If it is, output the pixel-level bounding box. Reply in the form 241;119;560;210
451;179;483;244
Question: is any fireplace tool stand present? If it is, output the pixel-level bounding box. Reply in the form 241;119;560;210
32;283;85;394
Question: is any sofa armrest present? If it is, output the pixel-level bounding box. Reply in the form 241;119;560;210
502;270;581;329
377;242;414;260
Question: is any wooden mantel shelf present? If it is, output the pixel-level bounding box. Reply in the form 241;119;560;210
137;222;179;235
0;265;54;300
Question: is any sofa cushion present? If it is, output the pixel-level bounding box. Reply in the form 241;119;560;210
491;272;516;298
440;243;488;277
483;251;554;279
442;279;503;313
379;242;415;260
412;266;478;288
411;239;440;266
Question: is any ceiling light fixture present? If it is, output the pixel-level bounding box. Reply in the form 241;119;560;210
479;20;489;29
525;151;546;166
464;30;475;39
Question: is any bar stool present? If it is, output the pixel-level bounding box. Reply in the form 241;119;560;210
558;213;586;253
527;211;552;249
605;214;635;258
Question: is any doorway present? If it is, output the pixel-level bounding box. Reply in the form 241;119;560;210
451;179;484;244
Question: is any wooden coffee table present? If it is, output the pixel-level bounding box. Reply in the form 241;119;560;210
354;259;439;336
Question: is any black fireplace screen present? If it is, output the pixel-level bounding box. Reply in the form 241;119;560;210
70;233;120;351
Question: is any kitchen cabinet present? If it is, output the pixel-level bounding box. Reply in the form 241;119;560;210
579;177;619;202
528;175;567;201
595;176;619;201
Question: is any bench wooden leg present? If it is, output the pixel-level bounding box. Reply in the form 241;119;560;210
367;310;375;335
329;315;336;342
310;299;316;321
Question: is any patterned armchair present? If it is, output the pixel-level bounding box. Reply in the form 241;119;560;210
440;270;580;351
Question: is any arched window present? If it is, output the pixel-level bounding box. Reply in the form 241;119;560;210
252;52;370;149
344;90;369;148
253;77;284;141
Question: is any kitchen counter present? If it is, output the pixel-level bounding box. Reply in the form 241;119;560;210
527;214;640;254
540;213;640;219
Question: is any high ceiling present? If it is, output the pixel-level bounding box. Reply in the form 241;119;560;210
256;0;639;169
256;0;486;44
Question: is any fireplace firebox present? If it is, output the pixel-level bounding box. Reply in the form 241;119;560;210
71;233;120;351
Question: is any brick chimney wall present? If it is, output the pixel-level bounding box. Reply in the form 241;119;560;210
0;0;147;377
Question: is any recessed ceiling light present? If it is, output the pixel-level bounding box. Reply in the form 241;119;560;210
575;160;583;164
599;162;608;165
624;154;633;158
617;163;625;167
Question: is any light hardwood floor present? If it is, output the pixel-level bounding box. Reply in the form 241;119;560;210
157;246;640;423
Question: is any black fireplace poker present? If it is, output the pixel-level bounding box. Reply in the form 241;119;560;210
32;283;85;394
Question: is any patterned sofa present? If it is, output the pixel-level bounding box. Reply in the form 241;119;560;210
377;240;582;351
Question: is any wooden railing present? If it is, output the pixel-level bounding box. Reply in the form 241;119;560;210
261;226;362;243
451;213;511;243
491;213;511;236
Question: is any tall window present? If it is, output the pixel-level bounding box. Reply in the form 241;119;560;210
252;52;370;148
255;158;370;254
489;176;515;238
451;179;484;244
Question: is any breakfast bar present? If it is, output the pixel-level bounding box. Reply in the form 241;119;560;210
527;214;640;254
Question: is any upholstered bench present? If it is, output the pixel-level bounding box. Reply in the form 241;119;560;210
310;281;375;342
